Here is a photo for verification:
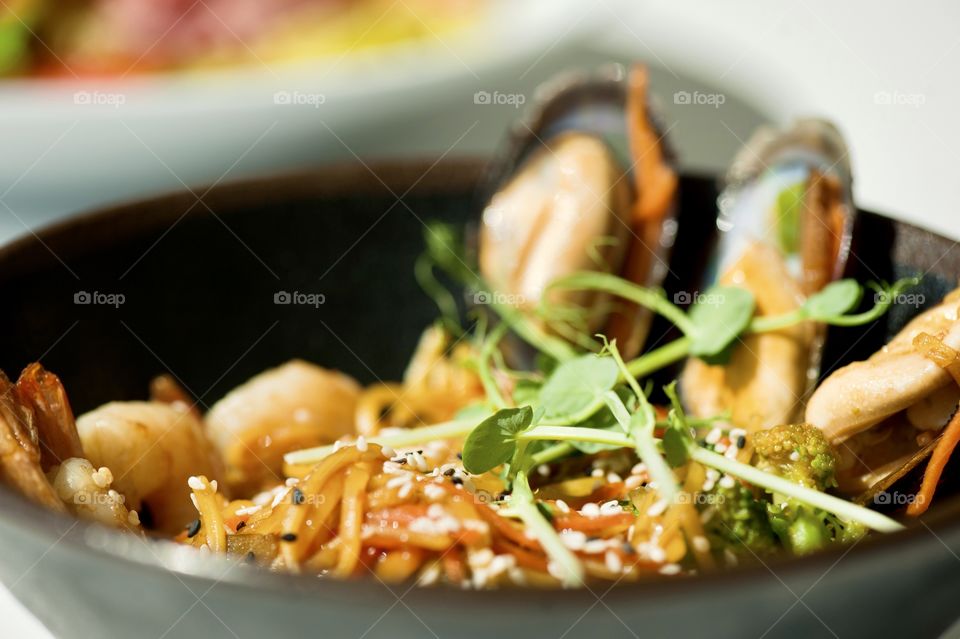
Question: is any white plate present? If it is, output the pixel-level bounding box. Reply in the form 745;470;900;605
0;0;594;232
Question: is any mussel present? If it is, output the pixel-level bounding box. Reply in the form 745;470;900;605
681;119;856;433
478;64;679;360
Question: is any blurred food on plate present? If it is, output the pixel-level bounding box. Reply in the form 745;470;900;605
0;0;484;76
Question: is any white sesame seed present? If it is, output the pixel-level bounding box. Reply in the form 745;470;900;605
713;443;727;454
649;546;667;563
646;499;669;517
606;472;623;484
719;475;736;489
91;467;113;488
187;476;205;491
387;475;413;489
584;539;607;554
580;502;601;517
380;445;395;458
658;563;681;575
127;510;140;526
600;500;623;515
560;531;587;551
424;484;445;501
591;468;605;478
705;428;722;445
789;450;801;462
398;482;414;499
537;464;550;477
692;535;711;553
605;550;623;573
235;504;262;516
285;477;300;487
555;499;571;514
411;450;429;472
356;436;368;452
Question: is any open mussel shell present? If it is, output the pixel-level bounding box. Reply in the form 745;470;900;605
680;119;857;432
484;63;676;192
712;118;856;292
854;430;960;515
477;64;679;365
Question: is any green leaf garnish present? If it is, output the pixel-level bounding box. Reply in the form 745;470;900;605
462;407;534;474
688;286;756;357
803;279;862;320
538;354;619;422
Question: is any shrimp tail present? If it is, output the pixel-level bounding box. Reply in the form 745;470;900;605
0;371;65;512
15;363;84;471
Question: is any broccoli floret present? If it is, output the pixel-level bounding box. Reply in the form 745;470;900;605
702;481;779;557
767;504;867;555
750;424;864;555
751;423;836;490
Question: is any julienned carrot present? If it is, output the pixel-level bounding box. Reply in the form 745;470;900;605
908;405;960;516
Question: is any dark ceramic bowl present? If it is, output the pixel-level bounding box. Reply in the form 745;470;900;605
0;159;958;639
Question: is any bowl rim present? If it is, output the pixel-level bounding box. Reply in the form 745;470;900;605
1;158;959;606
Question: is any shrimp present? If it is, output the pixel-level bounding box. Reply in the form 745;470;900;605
806;287;960;442
205;360;360;494
49;458;140;530
76;401;224;534
0;371;65;512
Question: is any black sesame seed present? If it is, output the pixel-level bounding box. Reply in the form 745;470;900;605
736;435;746;449
622;542;636;555
451;477;463;486
397;458;407;465
236;520;246;531
186;518;201;538
443;468;456;476
456;452;463;460
292;487;305;505
245;551;257;563
280;532;298;542
416;449;423;454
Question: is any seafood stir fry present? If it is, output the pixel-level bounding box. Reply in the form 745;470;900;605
0;65;956;590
